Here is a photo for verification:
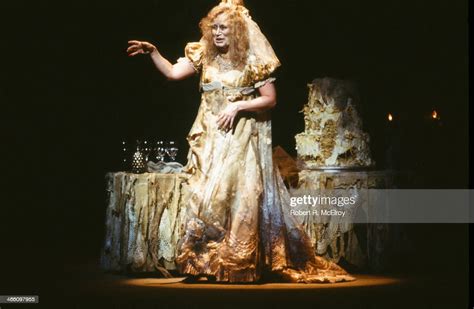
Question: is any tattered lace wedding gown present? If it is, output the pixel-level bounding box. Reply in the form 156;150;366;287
174;5;354;283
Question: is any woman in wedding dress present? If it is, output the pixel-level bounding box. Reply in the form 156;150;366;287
127;0;354;283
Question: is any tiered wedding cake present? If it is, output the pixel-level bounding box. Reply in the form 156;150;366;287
295;78;374;169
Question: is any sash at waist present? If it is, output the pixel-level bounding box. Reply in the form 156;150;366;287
200;78;276;95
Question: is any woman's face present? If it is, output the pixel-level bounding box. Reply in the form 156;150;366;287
211;13;230;51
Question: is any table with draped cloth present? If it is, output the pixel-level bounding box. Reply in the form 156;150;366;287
100;169;398;276
100;172;188;277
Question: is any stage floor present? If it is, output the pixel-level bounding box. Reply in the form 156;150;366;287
1;259;468;309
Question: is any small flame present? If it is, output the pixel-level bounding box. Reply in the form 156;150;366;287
388;113;393;122
432;110;438;119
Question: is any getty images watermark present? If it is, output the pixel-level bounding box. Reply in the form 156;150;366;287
287;189;473;224
289;193;357;217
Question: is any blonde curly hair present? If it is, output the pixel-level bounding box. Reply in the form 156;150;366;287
199;3;249;69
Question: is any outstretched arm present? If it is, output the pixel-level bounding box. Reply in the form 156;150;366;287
217;82;277;130
127;40;195;81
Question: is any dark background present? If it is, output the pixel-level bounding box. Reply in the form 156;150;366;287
0;0;469;305
2;0;468;178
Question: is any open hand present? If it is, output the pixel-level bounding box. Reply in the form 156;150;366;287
217;102;241;131
127;40;156;56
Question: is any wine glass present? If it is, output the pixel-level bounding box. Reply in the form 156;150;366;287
165;141;178;162
142;140;151;162
155;140;166;162
120;140;130;171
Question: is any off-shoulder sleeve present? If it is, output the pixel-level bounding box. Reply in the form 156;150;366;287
184;42;204;73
